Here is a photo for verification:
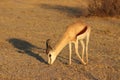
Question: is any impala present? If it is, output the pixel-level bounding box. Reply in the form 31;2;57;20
46;21;91;65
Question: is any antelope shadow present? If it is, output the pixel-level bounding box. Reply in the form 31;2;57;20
8;38;47;64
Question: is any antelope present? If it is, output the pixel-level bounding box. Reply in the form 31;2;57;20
46;21;91;65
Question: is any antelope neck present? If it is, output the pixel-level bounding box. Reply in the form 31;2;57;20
53;35;69;56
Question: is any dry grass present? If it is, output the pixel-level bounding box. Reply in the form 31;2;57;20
88;0;120;16
0;0;120;80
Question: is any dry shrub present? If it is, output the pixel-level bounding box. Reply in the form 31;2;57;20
88;0;120;16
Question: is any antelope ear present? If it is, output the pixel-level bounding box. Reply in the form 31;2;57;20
46;39;52;54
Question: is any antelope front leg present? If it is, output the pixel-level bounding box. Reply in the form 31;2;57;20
75;40;86;65
69;43;72;65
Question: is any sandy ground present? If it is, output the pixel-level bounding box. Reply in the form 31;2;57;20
0;0;120;80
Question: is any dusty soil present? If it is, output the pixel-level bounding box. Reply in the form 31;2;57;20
0;0;120;80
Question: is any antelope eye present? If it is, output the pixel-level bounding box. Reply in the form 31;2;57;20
49;54;51;57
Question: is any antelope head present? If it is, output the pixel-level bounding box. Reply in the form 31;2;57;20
46;39;56;64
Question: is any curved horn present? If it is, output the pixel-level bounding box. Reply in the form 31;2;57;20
46;39;52;54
